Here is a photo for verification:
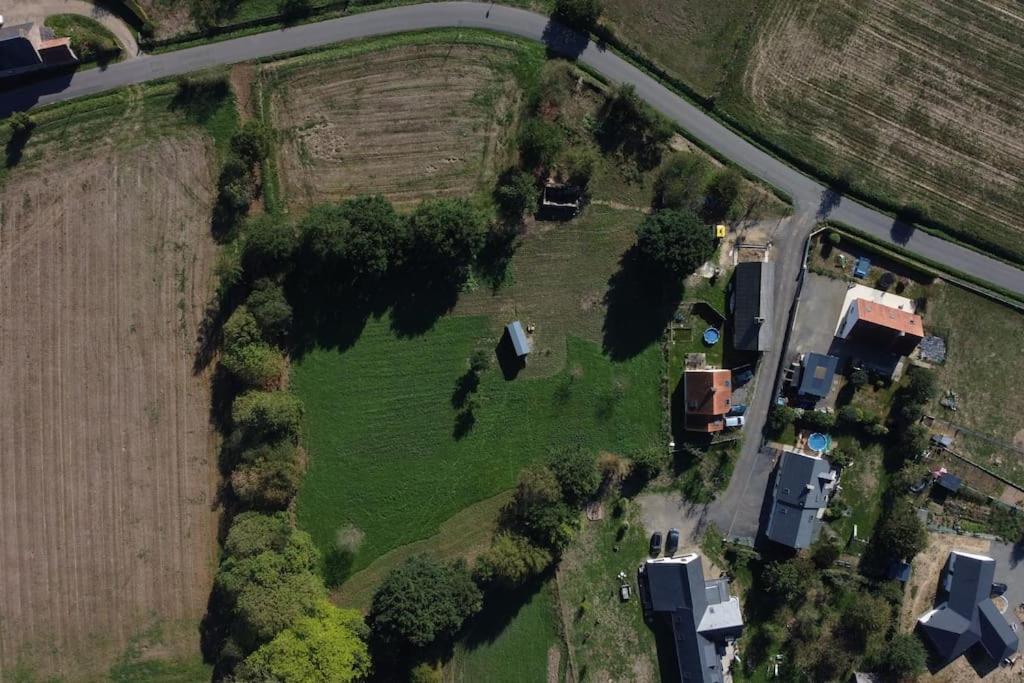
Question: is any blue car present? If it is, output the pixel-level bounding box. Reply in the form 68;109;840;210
853;256;871;278
728;404;747;416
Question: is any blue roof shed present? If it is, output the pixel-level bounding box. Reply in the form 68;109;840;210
506;321;531;358
937;472;962;492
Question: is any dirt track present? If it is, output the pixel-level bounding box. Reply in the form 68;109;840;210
0;137;219;678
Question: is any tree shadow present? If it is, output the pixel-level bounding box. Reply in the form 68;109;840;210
388;272;461;338
451;370;480;409
452;409;476;440
322;546;357;588
286;275;377;360
496;331;525;380
460;572;551;651
602;247;682;361
890;218;916;246
4;124;33;168
477;223;521;291
540;18;588;60
817;187;843;218
169;76;231;125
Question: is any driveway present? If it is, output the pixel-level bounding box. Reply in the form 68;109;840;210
787;272;848;357
4;0;139;56
989;541;1024;635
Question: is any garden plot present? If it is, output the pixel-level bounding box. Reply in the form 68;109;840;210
267;43;517;209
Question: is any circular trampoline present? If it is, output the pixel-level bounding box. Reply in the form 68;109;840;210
702;328;721;345
808;432;831;453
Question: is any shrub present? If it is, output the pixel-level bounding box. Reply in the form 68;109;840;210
231;442;304;508
244;214;299;275
599;84;673;168
406;198;488;278
655;152;713;212
849;368;869;388
368;555;482;649
237;600;370;683
507;466;578;551
837;405;863;427
231;120;271;166
518;118;564;169
635;208;714;278
547;444;600;505
629;446;664;480
705;167;744;221
879;633;927;680
473;533;552;587
221;306;286;387
799;409;836;431
766;405;796;434
247;279;292;340
8;111;35;135
495;170;538;220
810;539;841;569
762;558;815;605
232;391;304;442
828;232;841;246
876;498;928;560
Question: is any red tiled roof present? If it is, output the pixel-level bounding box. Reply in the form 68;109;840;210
855;299;924;337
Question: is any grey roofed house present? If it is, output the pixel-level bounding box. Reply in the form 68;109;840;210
765;449;837;549
918;551;1019;668
640;554;743;683
798;353;839;399
0;22;42;70
731;261;774;352
506;321;530;358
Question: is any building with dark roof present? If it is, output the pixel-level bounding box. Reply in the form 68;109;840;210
937;472;962;493
0;21;77;78
797;353;839;401
917;551;1019;668
730;261;774;352
765;449;837;549
683;368;732;433
639;554;743;683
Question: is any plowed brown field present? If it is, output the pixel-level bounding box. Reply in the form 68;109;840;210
268;43;515;209
742;0;1024;259
0;136;219;678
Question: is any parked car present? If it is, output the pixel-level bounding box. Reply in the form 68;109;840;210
725;415;746;428
992;582;1009;597
666;528;680;556
728;404;747;416
649;532;662;556
733;366;754;386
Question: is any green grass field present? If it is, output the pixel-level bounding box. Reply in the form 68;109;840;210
449;581;562;682
44;14;122;63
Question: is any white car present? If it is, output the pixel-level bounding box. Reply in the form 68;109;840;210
725;415;745;428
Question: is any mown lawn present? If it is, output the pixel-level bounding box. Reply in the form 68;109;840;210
448;581;562;683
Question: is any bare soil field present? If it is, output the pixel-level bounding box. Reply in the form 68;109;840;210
739;0;1024;260
0;134;219;678
267;43;517;210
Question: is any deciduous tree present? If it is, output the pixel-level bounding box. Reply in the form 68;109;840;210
635;208;714;278
232;391;304;442
473;533;552;587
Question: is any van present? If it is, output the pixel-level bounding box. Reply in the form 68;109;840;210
725;415;745;428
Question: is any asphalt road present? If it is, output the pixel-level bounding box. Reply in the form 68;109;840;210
4;2;1022;296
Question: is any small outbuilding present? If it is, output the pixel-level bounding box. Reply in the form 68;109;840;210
931;433;953;448
936;472;962;493
506;321;531;359
797;353;839;400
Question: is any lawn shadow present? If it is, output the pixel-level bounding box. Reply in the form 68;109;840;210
496;330;525;381
451;370;480;409
477;223;521;292
286;276;378;360
388;274;460;338
602;247;681;362
322;546;357;588
4;124;33;168
541;18;588;60
460;572;551;651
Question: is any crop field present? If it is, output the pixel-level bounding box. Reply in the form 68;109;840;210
265;40;523;209
0;90;221;678
732;0;1024;260
292;205;665;580
602;0;765;97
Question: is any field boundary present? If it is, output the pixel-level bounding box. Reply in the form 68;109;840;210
823;222;1024;309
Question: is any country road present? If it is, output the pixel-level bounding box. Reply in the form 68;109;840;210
3;2;1023;297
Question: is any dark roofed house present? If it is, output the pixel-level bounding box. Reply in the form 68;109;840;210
765;449;837;549
0;21;77;78
918;551;1019;668
937;472;962;493
731;261;774;353
506;321;531;359
798;353;839;401
639;554;743;683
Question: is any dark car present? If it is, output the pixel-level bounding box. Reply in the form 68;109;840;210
992;582;1009;597
733;365;754;387
666;528;680;556
649;532;663;556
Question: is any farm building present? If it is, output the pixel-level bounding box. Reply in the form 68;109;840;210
682;368;732;433
837;298;924;357
797;352;839;402
765;449;837;549
539;183;581;218
917;551;1019;668
505;321;531;359
730;261;774;352
0;21;77;78
638;554;743;683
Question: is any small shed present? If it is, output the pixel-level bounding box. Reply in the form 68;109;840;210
798;353;839;399
931;433;953;448
887;560;912;583
506;321;531;359
937;472;962;493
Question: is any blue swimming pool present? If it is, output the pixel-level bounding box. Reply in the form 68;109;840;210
808;432;831;453
703;328;720;345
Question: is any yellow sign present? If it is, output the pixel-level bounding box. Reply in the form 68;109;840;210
715;224;727;238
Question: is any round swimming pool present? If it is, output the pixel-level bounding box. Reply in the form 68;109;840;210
808;432;831;453
703;328;720;345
